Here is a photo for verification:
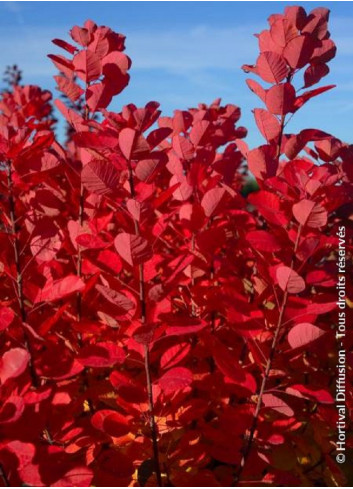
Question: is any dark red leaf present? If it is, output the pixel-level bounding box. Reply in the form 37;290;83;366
91;409;130;437
304;63;329;88
77;342;125;367
246;230;282;252
158;367;193;394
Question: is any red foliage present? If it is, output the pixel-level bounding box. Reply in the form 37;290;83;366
0;9;352;487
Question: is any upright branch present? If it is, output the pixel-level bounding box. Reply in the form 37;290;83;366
234;109;287;483
235;222;302;483
127;160;163;487
7;161;25;322
236;6;339;483
75;103;89;322
7;160;38;387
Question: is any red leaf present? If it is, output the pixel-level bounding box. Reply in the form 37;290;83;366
102;52;130;95
246;79;266;103
54;99;86;132
77;342;125;367
265;82;296;115
294;85;335;111
47;54;74;78
172;135;194;161
114;232;152;266
0;348;30;384
52;467;93;487
283;35;314;69
158;367;193;394
270;18;298;47
286;384;335;404
147;127;172;149
312;39;336;64
0;307;15;332
126;199;142;221
110;371;146;403
256;52;289;84
91;409;130;437
95;449;134;485
135;155;164;182
284;6;307;30
96;284;134;311
160;343;191;370
54;75;83;102
203;334;247;384
287;322;325;349
247;144;278;180
166;318;207;337
70;25;92;46
287;384;334;404
276;266;305;294
292;199;327;228
0;396;25;425
302;12;328;39
119;128;149;160
73;49;101;83
76;233;109;249
246;230;281;252
201;187;226;217
258;29;283;55
170;174;193;201
74;131;119;150
253;109;281;142
284;128;332;159
30;230;61;263
304;63;329;88
189;121;210;146
5;442;41;486
248;190;287;226
86;82;113;111
96;250;122;274
262;393;294;417
52;38;78;55
35;275;85;303
81;159;120;195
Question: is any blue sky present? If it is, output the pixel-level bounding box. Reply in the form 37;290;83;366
0;1;352;147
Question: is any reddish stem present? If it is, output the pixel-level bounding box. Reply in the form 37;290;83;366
7;161;38;387
234;225;302;484
127;161;163;486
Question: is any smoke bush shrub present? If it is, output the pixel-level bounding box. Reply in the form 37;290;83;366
0;6;352;487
